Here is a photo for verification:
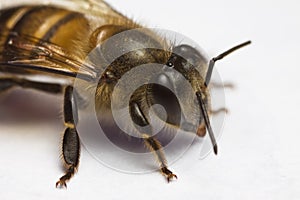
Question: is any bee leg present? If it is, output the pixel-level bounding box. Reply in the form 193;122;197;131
130;102;177;182
56;86;80;188
0;78;62;94
211;107;229;115
142;134;177;182
210;82;234;89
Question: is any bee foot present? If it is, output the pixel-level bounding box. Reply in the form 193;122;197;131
161;167;177;183
56;179;67;189
166;173;178;183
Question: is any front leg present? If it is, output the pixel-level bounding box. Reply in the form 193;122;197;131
56;86;80;188
130;102;177;182
142;134;177;182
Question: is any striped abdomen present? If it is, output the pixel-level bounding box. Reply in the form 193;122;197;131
0;5;91;59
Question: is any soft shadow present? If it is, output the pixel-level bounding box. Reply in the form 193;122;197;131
0;89;63;124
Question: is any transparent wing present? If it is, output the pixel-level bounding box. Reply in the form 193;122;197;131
45;0;125;18
0;29;98;81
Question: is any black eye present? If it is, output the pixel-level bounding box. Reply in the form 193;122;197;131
172;44;206;67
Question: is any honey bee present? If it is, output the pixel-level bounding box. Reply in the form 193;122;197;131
0;0;250;188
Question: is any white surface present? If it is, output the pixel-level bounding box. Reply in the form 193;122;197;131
0;0;300;199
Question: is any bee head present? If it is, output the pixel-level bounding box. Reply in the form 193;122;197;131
150;41;251;154
150;44;210;136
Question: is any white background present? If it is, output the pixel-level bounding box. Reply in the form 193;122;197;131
0;0;299;199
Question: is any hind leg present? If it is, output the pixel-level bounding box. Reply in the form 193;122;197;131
0;78;81;188
56;86;80;188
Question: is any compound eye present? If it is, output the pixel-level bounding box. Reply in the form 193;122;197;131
172;44;206;67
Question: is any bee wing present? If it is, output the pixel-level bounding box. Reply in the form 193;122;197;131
2;0;126;19
0;30;98;81
58;0;125;18
1;0;127;22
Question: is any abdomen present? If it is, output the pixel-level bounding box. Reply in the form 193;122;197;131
0;5;91;59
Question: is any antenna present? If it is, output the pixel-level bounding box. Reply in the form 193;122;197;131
196;91;218;154
205;41;251;87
